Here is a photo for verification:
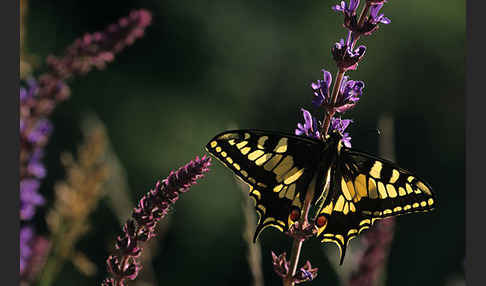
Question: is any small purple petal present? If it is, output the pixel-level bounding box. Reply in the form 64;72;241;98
302;109;313;129
311;69;333;108
312;93;325;107
380;16;391;24
295;108;320;139
356;45;366;57
339;76;350;94
370;4;383;19
340;119;353;130
349;0;360;12
332;5;344;12
342;133;352;147
339;38;345;47
369;3;390;25
330;117;353;135
322;70;332;88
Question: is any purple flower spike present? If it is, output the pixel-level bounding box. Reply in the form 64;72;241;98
103;155;211;285
295;108;320;139
20;179;45;220
330;117;353;147
47;9;152;80
332;39;366;71
334;0;390;36
311;69;332;107
20;226;34;274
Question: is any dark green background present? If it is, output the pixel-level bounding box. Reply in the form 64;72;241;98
24;0;464;285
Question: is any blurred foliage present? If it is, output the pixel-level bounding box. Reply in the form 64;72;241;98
24;0;464;285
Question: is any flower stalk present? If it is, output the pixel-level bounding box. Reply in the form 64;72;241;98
38;118;110;286
284;1;391;284
351;2;371;48
101;156;211;286
320;70;346;138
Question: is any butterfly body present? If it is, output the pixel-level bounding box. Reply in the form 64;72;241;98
206;129;436;264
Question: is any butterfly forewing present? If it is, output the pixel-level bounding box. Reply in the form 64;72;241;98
206;130;321;240
315;147;436;264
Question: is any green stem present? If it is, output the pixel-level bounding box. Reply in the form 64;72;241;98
37;224;66;286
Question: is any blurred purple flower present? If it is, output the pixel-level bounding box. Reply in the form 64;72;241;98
330;117;353;147
20;226;34;274
332;39;366;71
19;80;49;279
311;69;332;108
295;108;320;139
26;119;52;144
347;218;395;286
20;179;45;221
103;155;211;286
47;9;152;80
20;9;153;279
21;235;51;283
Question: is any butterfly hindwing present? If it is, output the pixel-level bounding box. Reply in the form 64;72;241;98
341;149;436;216
316;147;436;264
206;130;321;240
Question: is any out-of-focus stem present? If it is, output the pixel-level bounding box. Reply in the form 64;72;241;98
237;179;264;286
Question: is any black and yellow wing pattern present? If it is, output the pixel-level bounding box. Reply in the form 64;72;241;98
206;130;321;240
206;129;436;264
315;148;436;264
